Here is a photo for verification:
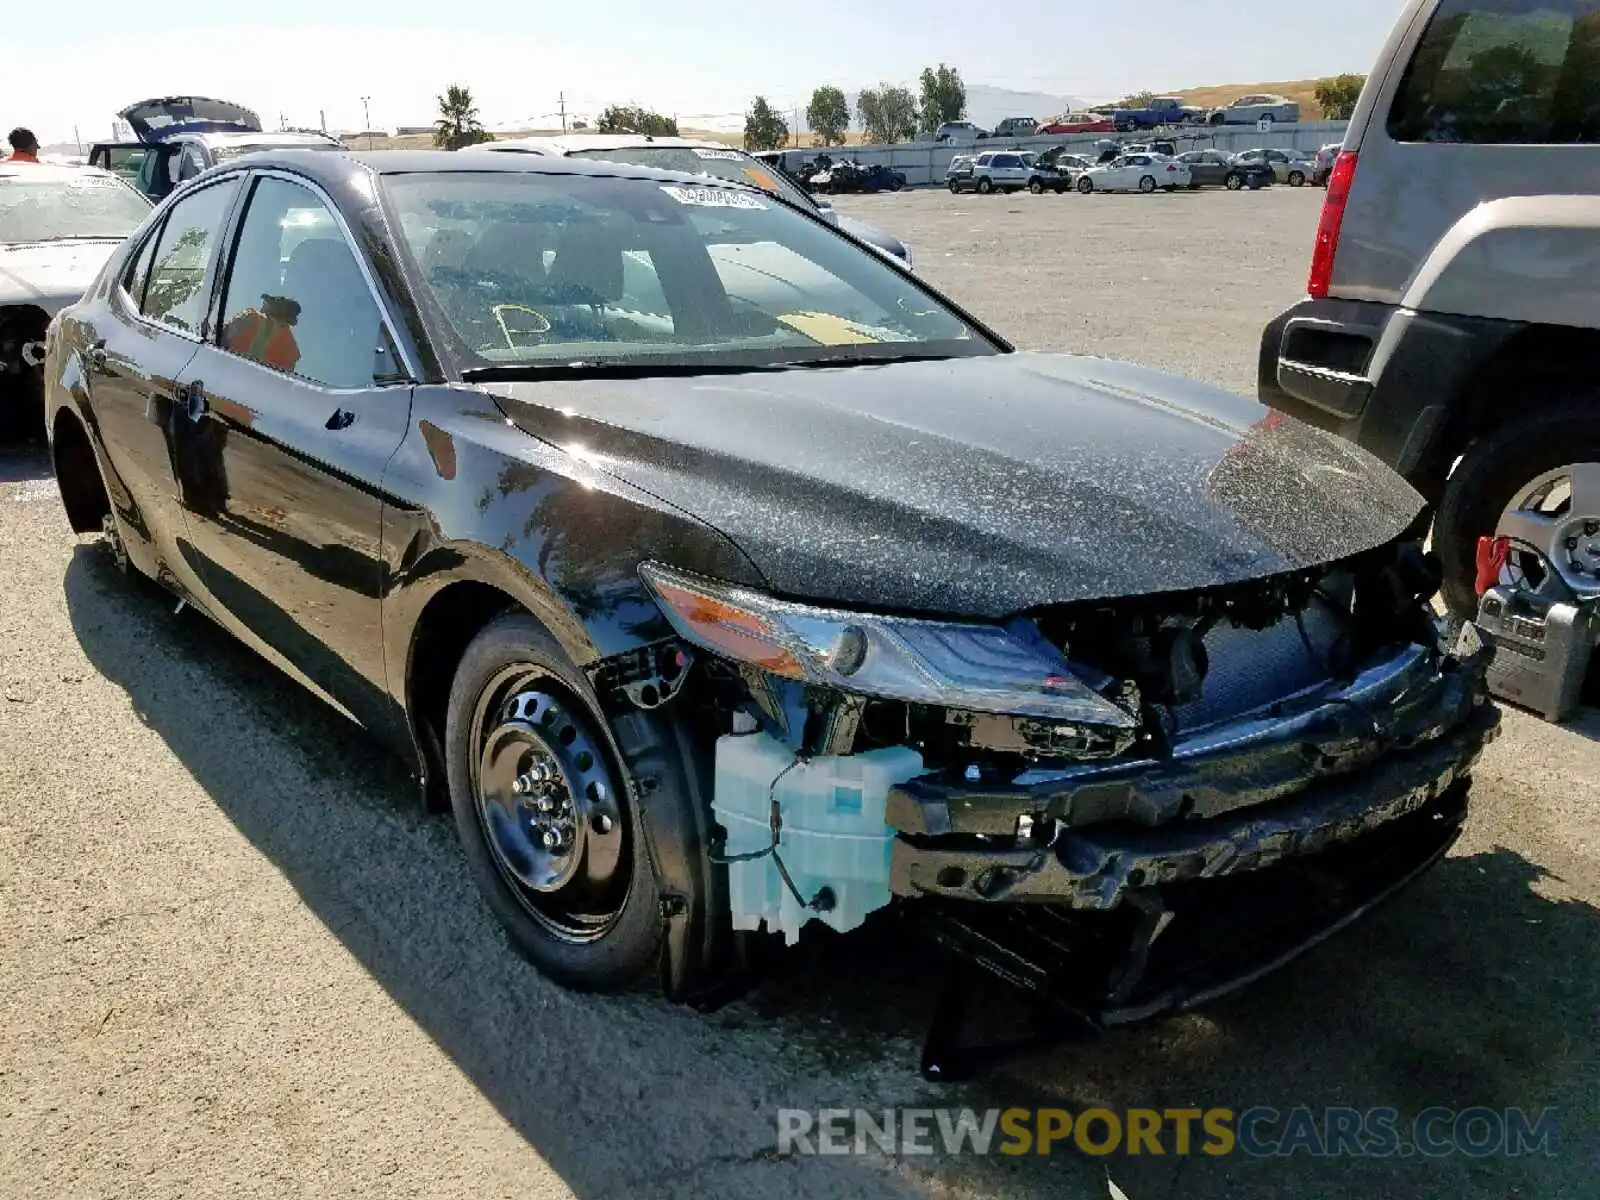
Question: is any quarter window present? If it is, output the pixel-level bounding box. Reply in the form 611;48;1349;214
219;176;389;389
122;223;162;309
140;177;241;334
1388;0;1600;142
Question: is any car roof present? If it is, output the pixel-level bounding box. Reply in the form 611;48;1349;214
0;162;124;183
189;130;344;149
188;147;772;193
485;133;738;155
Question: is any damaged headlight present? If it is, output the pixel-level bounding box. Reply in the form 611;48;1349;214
639;563;1136;727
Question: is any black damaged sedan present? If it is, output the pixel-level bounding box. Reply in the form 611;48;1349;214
44;150;1497;1044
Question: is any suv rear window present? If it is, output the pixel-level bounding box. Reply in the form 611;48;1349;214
1387;0;1600;143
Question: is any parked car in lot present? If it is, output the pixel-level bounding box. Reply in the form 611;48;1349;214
991;117;1039;139
1076;153;1193;193
948;150;1069;194
1176;150;1273;190
1311;142;1342;186
43;147;1498;1030
933;121;989;144
1208;94;1302;126
1260;0;1600;617
89;96;344;201
1031;146;1093;181
1036;112;1115;135
1107;97;1201;131
483;134;913;268
1232;147;1315;186
0;163;152;438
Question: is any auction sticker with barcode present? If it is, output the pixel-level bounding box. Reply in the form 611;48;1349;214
660;185;767;209
692;148;743;160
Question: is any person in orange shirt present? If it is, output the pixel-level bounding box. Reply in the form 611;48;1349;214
6;128;40;163
222;293;301;373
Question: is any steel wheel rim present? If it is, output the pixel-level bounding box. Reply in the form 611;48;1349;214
1494;462;1600;599
467;665;631;942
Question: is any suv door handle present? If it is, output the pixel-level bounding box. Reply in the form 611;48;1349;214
184;381;208;422
325;407;356;431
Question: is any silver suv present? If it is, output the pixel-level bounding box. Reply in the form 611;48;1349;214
1259;0;1600;616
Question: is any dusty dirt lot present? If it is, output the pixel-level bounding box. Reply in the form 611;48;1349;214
3;186;1597;1200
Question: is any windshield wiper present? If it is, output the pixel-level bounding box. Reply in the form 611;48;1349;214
460;352;963;384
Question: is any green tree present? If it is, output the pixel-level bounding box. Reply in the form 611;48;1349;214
743;96;789;151
806;85;850;146
596;104;679;136
1313;74;1367;120
856;84;918;145
433;85;493;150
917;64;967;137
1111;90;1158;109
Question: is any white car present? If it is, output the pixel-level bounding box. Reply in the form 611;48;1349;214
1075;153;1193;194
1;163;152;434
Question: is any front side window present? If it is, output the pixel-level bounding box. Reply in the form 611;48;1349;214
384;171;988;374
1388;0;1600;142
219;175;388;388
140;177;241;333
0;173;152;245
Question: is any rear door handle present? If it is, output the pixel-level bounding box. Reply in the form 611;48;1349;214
87;340;107;372
325;407;356;431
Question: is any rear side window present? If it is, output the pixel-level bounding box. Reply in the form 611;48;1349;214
1388;0;1600;142
140;178;241;334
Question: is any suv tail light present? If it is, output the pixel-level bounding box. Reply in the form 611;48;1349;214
1307;151;1357;298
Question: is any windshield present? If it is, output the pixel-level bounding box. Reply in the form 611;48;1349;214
0;173;151;243
567;146;817;211
384;171;988;374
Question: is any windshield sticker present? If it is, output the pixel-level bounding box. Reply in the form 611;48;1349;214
738;166;782;193
659;185;767;209
691;148;744;160
773;311;885;346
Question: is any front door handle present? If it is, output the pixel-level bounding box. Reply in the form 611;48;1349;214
325;407;356;431
86;340;107;372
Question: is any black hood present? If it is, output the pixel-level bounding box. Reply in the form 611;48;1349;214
489;352;1423;617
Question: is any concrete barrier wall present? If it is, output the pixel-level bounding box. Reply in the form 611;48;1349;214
769;121;1350;188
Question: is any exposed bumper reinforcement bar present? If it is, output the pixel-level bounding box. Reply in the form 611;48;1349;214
892;698;1498;910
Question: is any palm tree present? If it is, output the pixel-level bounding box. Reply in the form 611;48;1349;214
434;85;491;150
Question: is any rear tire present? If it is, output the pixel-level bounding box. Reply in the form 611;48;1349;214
1139;175;1156;194
1435;403;1600;618
445;613;664;990
977;177;994;194
948;179;960;193
1225;171;1244;190
1029;178;1044;194
1077;176;1094;194
1288;170;1306;187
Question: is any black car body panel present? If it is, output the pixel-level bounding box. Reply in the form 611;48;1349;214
1258;295;1526;482
42;148;1497;1047
489;352;1424;616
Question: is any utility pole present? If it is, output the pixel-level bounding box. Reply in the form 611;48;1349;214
319;109;326;133
73;125;81;154
361;96;372;149
558;91;567;133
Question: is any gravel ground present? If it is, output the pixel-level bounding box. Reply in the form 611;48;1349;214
2;186;1597;1200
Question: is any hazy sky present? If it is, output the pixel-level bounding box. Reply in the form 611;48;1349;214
10;0;1410;145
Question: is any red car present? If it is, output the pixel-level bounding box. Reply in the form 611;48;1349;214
1036;112;1115;135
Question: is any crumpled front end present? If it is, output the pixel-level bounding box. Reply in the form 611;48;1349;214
631;536;1499;1025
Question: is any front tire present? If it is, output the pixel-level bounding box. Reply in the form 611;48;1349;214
1077;176;1094;194
1029;178;1044;194
1434;404;1600;618
1288;170;1306;187
445;613;663;990
1139;175;1156;194
977;177;994;194
1225;171;1244;190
